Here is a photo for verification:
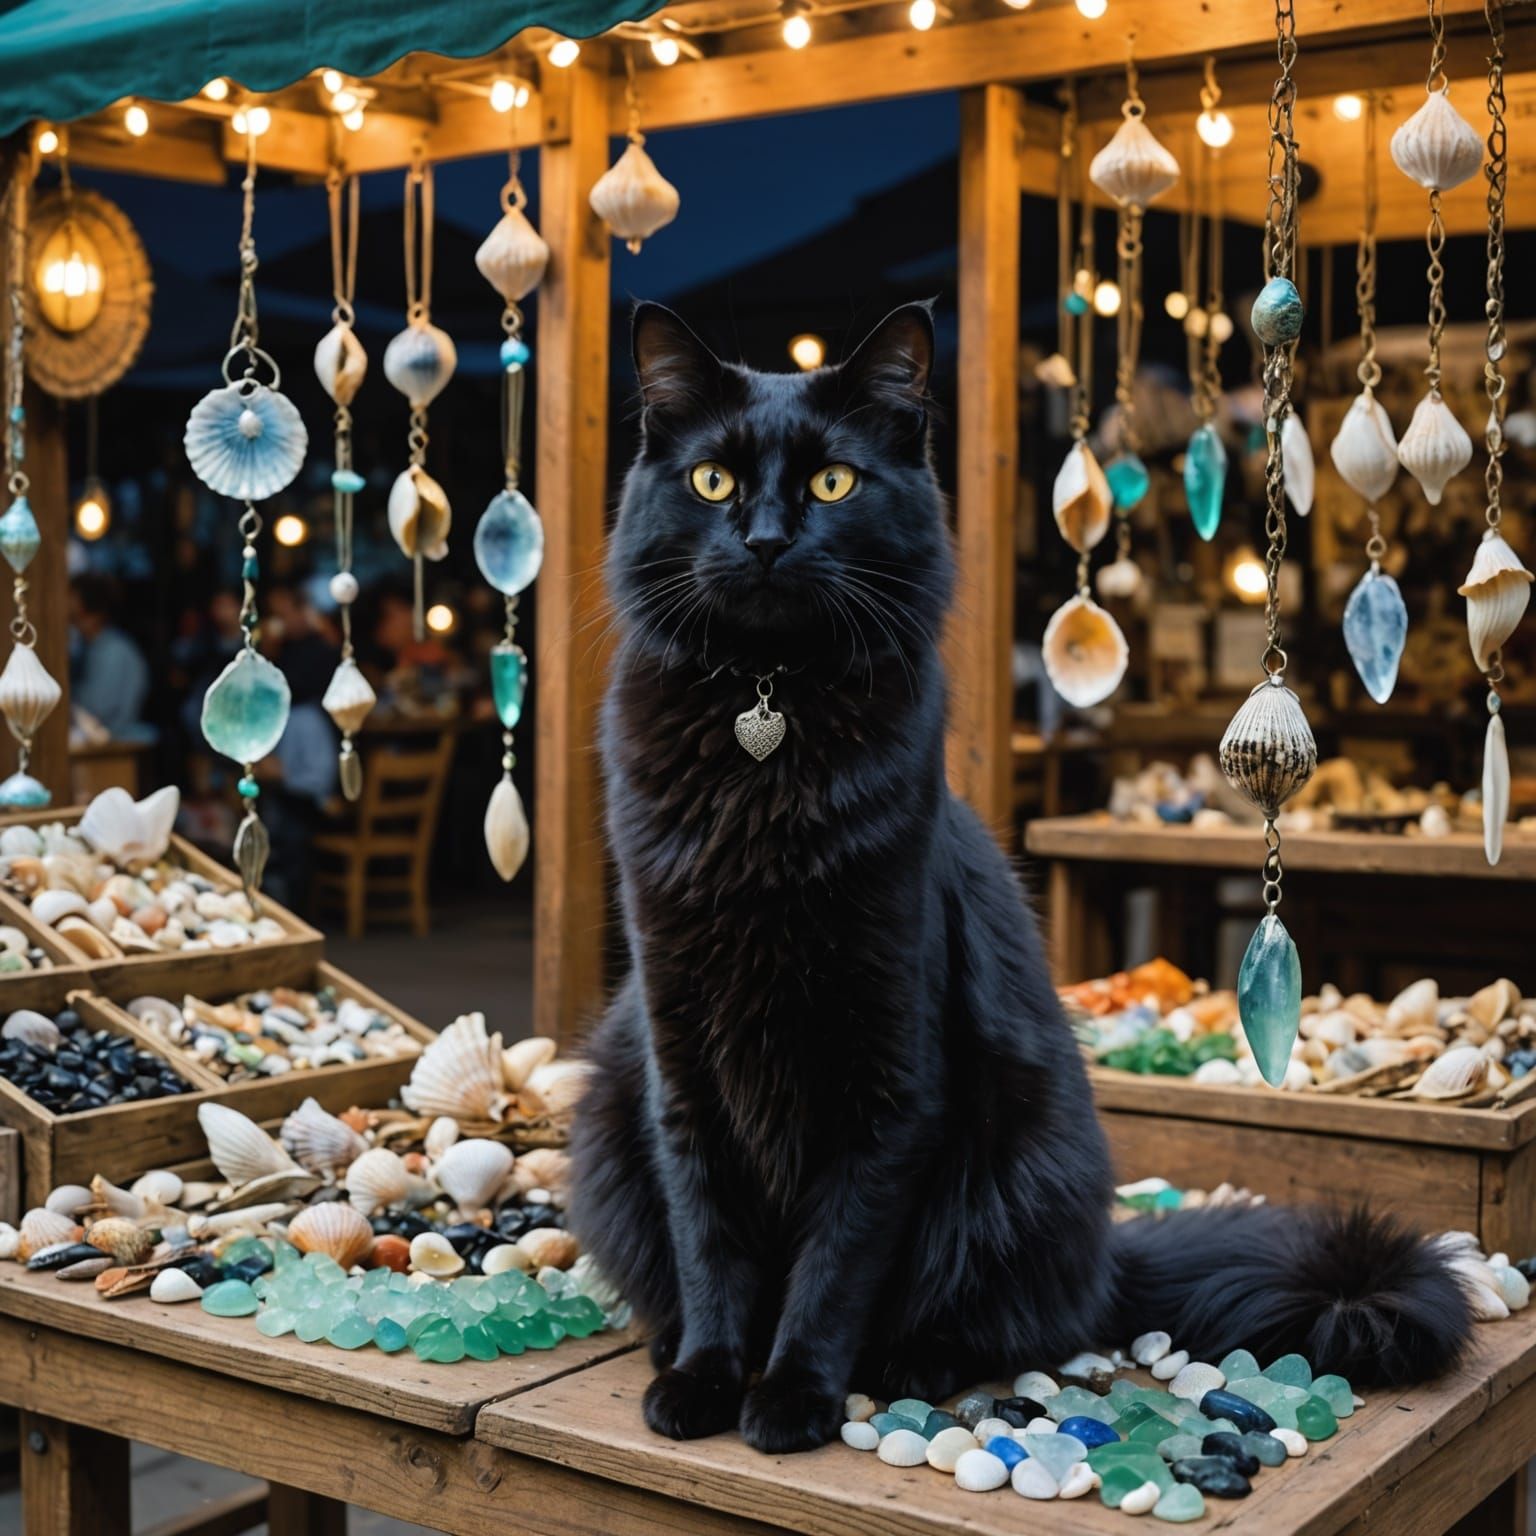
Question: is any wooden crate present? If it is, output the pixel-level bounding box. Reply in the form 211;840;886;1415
1093;1070;1536;1254
0;888;91;986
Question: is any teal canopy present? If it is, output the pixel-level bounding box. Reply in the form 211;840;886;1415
0;0;666;137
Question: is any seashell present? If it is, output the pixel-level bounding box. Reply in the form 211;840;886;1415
434;1137;514;1213
482;1242;535;1275
1468;979;1519;1029
4;1009;60;1050
85;1217;154;1266
0;642;62;744
1169;1362;1225;1402
31;889;88;927
208;1167;324;1211
90;897;121;931
3;857;44;896
90;1174;145;1218
371;1234;412;1273
187;1203;296;1239
281;1096;368;1173
1390;88;1484;192
1329;391;1399;503
150;1267;204;1303
1304;1011;1358;1050
56;916;121;959
1458;532;1532;672
313;322;368;407
1035;352;1075;389
78;785;180;871
1218;678;1317;818
131;1169;184;1207
287;1201;374;1268
401;1011;509;1122
56;1252;114;1280
110;917;157;954
100;873;143;916
1483;709;1509;867
184;381;308;501
19;1207;82;1261
1411;1044;1490;1100
516;1226;579;1270
1398;392;1472;505
387;465;452;562
475;204;550;304
590;140;681;254
0;1222;18;1258
322;657;376;737
383;319;457;409
27;1241;103;1271
524;1059;591;1117
484;777;529;882
1192;1057;1242;1084
1281;412;1314;516
45;1184;93;1214
0;824;41;857
424;1115;460;1161
345;1146;412;1215
1042;596;1128;710
197;1101;300;1185
502;1036;556;1091
1387;978;1440;1035
409;1230;466;1277
1051;442;1112;553
1095;557;1142;601
1088;110;1180;208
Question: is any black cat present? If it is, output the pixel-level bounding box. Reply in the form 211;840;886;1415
569;301;1472;1454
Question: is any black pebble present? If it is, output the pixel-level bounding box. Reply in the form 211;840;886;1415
222;1254;273;1282
1198;1388;1276;1435
1171;1457;1252;1498
995;1396;1045;1428
1201;1433;1260;1477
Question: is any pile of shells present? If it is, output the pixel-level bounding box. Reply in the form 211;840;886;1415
0;924;55;975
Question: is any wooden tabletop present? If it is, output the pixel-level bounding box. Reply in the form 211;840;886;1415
478;1310;1536;1536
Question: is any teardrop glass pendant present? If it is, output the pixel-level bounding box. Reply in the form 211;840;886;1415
1184;423;1227;541
1104;452;1150;511
490;641;527;730
473;489;545;597
1342;567;1408;705
1238;912;1302;1087
201;649;292;765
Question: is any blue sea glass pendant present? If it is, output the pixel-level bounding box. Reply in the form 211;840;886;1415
1184;424;1227;541
1104;453;1150;511
474;489;545;597
0;770;49;808
202;649;292;765
491;642;527;730
1238;914;1302;1087
1343;567;1408;705
0;498;39;573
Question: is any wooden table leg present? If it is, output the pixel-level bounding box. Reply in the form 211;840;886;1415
19;1410;130;1536
1448;1464;1530;1536
266;1484;348;1536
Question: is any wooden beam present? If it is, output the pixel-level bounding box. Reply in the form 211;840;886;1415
949;84;1022;841
138;1487;267;1536
533;52;613;1044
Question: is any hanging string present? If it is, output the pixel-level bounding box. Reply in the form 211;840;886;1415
4;167;33;653
1483;0;1507;562
1111;44;1146;563
1358;99;1387;569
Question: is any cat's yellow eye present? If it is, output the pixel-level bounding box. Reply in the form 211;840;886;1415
809;464;857;504
690;462;736;502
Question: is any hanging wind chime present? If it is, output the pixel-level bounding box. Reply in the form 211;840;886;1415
1333;98;1409;705
472;138;549;884
1461;0;1529;865
186;125;307;903
315;168;374;801
1184;60;1229;543
1220;0;1317;1089
0;168;60;810
590;50;679;253
385;161;456;638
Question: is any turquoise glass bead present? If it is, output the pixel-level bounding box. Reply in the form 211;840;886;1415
1064;291;1090;316
0;771;49;808
1251;277;1304;346
0;497;40;574
490;642;527;730
241;555;259;581
1184;423;1228;542
500;337;531;368
8;405;23;424
1343;568;1407;705
1105;453;1150;511
201;648;292;765
474;488;545;596
1238;914;1302;1087
237;775;260;798
331;468;366;495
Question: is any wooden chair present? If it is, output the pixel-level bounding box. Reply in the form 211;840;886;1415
313;731;456;938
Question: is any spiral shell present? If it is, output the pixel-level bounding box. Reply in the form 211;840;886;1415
3;1008;60;1050
288;1201;374;1268
1052;442;1112;554
1089;112;1180;208
184;381;308;501
344;1146;412;1215
1397;392;1472;504
485;777;529;883
401;1011;509;1122
1282;412;1314;517
1042;596;1128;710
1329;391;1399;503
314;322;368;407
281;1096;368;1174
590;140;680;253
0;643;61;747
1484;709;1510;867
475;205;550;304
383;320;457;409
1218;678;1317;818
433;1137;514;1213
408;1230;465;1277
387;465;451;561
197;1101;300;1186
321;657;377;736
1390;89;1484;192
1458;531;1532;671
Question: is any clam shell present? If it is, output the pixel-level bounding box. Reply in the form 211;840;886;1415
280;1096;368;1173
150;1267;204;1303
85;1216;154;1265
4;1009;60;1050
45;1185;94;1217
76;784;179;871
1329;391;1399;503
197;1101;300;1185
516;1226;578;1270
1169;1362;1225;1402
1052;442;1112;553
482;1242;535;1276
1390;88;1484;192
1088;112;1180;208
383;320;457;409
31;889;88;927
475;205;550;304
408;1230;465;1277
313;321;368;407
184;380;308;501
433;1137;514;1213
1398;392;1472;505
321;657;377;737
502;1036;556;1091
511;1147;570;1197
424;1115;460;1160
287;1201;374;1269
387;465;452;561
19;1207;82;1261
57;916;120;959
1282;412;1314;516
589;140;680;253
1411;1044;1489;1100
0;642;62;744
1484;710;1509;867
1218;678;1317;818
1468;979;1520;1029
1042;596;1127;710
344;1146;412;1215
1387;978;1440;1036
1458;532;1532;671
401;1011;509;1123
484;777;529;883
130;1169;184;1207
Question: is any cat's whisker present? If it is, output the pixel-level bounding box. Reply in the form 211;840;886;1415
833;579;918;701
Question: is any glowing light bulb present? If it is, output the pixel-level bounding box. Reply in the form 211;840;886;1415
1230;555;1268;599
74;491;109;540
548;38;581;67
783;12;812;48
1002;0;1033;8
1075;0;1107;17
321;69;344;95
273;514;308;548
331;89;359;113
1210;311;1234;343
1333;93;1364;122
788;333;826;370
1092;279;1121;317
202;78;230;102
36;128;58;154
1196;109;1234;148
247;106;271;136
425;602;456;634
489;78;517;111
1184;307;1210;338
1164;291;1190;320
650;35;681;65
342;107;365;132
909;0;937;28
124;104;149;137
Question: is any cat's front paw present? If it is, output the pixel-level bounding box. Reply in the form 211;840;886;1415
739;1366;843;1453
643;1352;744;1441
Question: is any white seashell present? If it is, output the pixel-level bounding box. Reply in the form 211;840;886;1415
1412;1044;1490;1099
524;1059;591;1117
475;205;550;304
287;1201;374;1268
1121;1480;1161;1515
0;825;41;857
187;1203;294;1239
502;1035;556;1091
44;1183;92;1214
1095;557;1142;601
345;1146;412;1214
19;1207;80;1260
972;1417;1013;1444
1468;1282;1510;1321
589;140;680;253
409;1230;465;1277
1398;392;1472;505
1169;1361;1225;1402
845;1393;877;1423
1193;1057;1242;1084
1089;111;1180;208
1329;391;1399;503
401;1011;509;1122
433;1137;514;1213
1052;441;1112;553
1458;532;1532;672
1035;352;1075;389
0;643;61;745
321;657;377;736
1131;1330;1171;1365
4;1009;60;1050
1043;596;1128;710
1391;88;1484;192
387;465;452;561
31;889;88;927
1388;978;1440;1034
150;1267;204;1303
383;320;457;409
841;1420;880;1451
1219;678;1317;818
482;1242;534;1276
57;915;120;959
424;1115;460;1160
313;322;368;407
1493;1264;1531;1311
131;1169;184;1207
1058;1462;1100;1498
953;1448;1011;1492
1282;411;1314;516
1012;1369;1058;1400
484;777;529;882
184;381;308;501
281;1096;368;1173
90;1173;145;1218
511;1147;571;1198
197;1101;299;1185
0;1223;18;1259
1151;1348;1190;1381
1483;711;1509;867
517;1226;578;1269
877;1429;930;1467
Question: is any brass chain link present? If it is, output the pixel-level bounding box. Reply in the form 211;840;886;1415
1483;0;1508;688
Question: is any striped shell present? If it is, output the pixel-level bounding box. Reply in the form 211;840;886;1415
184;381;308;501
197;1101;300;1186
0;643;61;745
1329;391;1399;503
401;1011;509;1123
1458;531;1532;672
1089;112;1180;209
287;1201;374;1268
1052;442;1112;554
313;322;368;407
1390;89;1484;192
280;1096;368;1173
1398;392;1472;505
1411;1044;1490;1100
18;1207;81;1261
383;320;457;409
589;140;680;254
433;1137;514;1213
321;657;377;737
1218;678;1317;818
344;1146;412;1215
475;206;550;304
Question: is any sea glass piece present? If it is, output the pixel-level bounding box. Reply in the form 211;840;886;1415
473;488;545;596
490;641;527;730
1295;1396;1338;1440
374;1316;409;1353
547;1294;605;1337
1237;915;1302;1088
201;1278;259;1317
1309;1375;1354;1418
1218;1349;1260;1381
0;498;39;573
462;1323;500;1361
0;771;49;808
1262;1353;1312;1388
1184;424;1227;541
327;1312;374;1350
1154;1484;1206;1523
1105;453;1150;511
1343;568;1407;704
202;648;292;764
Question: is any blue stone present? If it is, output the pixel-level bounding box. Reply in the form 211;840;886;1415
474;489;545;597
1105;453;1150;510
984;1435;1026;1470
331;468;366;495
1251;277;1304;346
1184;424;1228;541
0;771;49;808
8;405;23;424
1064;291;1090;316
1198;1389;1276;1437
1059;1416;1120;1448
1238;914;1301;1088
1343;567;1407;705
0;498;40;574
490;642;526;730
201;648;293;765
500;337;531;368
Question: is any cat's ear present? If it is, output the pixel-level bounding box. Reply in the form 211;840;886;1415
839;302;934;423
633;303;721;428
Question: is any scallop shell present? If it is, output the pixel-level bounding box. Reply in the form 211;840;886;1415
313;322;368;407
31;889;88;927
1412;1044;1490;1100
387;465;452;561
433;1137;514;1213
1089;112;1180;208
85;1216;154;1265
1458;532;1532;671
1281;412;1314;517
408;1231;465;1277
0;643;61;744
1218;678;1317;818
401;1011;509;1122
503;1035;556;1091
589;140;680;253
1398;392;1472;505
1052;442;1112;554
4;1009;60;1050
383;320;457;409
424;1115;460;1160
1042;596;1128;710
45;1184;92;1214
56;916;121;959
1484;710;1509;867
524;1059;592;1117
475;205;550;304
130;1169;184;1207
183;381;308;501
485;777;530;883
345;1146;412;1215
150;1267;204;1303
517;1226;579;1270
287;1201;374;1269
281;1096;368;1173
197;1101;300;1185
19;1207;82;1261
1390;88;1484;192
321;657;377;736
1329;391;1399;503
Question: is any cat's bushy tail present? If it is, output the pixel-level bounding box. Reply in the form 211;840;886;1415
1106;1205;1474;1386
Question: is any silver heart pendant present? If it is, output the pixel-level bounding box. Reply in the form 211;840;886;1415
735;703;787;761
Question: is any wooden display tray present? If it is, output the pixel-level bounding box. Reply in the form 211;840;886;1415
0;887;93;984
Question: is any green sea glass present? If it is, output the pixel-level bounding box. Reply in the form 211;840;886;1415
1218;1349;1260;1380
490;641;527;729
201;1279;259;1317
1295;1396;1338;1440
1310;1374;1355;1418
1154;1484;1206;1523
374;1317;409;1353
1184;423;1227;541
1105;453;1150;510
1238;914;1302;1087
202;648;292;764
1263;1353;1312;1388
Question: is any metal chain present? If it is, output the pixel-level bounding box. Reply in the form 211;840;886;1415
1484;0;1507;537
5;164;32;652
625;46;644;145
1423;0;1451;394
1058;82;1076;373
403;159;434;323
229;128;260;362
1356;101;1382;394
326;169;360;661
1114;203;1143;452
1070;92;1093;441
1202;140;1224;420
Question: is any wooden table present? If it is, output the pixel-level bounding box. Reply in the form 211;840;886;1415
2;1264;1535;1535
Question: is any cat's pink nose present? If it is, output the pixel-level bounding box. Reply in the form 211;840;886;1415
746;533;792;570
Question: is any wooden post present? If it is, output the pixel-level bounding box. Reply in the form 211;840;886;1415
948;85;1022;841
533;51;613;1043
265;1484;348;1536
19;1411;131;1536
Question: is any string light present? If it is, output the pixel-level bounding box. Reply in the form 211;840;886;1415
909;0;938;29
1165;290;1190;320
36;127;58;154
788;333;826;370
1092;279;1121;316
547;37;581;67
1075;0;1107;17
331;88;359;113
342;107;365;132
782;2;812;49
1002;0;1033;8
231;105;271;136
202;78;230;102
1228;552;1269;601
73;488;110;540
1332;93;1364;121
651;35;681;65
124;104;149;137
273;514;309;548
425;602;457;634
1197;109;1234;148
321;69;344;94
1210;311;1234;343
